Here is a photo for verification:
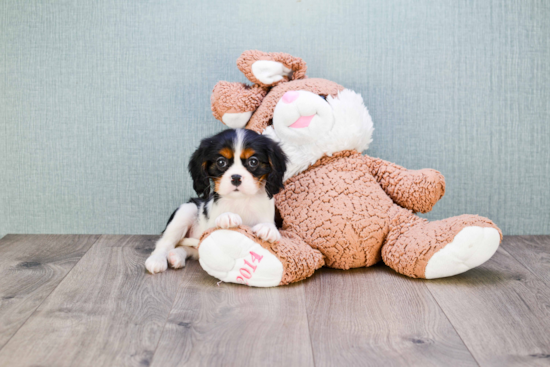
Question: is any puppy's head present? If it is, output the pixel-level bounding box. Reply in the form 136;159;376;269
188;129;287;199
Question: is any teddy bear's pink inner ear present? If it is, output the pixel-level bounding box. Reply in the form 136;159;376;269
237;50;307;87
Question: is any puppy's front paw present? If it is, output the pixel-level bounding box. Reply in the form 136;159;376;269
215;212;243;229
168;247;187;269
252;223;281;243
145;251;168;274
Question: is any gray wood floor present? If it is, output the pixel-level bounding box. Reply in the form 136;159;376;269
0;235;549;367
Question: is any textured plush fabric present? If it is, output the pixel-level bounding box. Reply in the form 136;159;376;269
237;50;308;88
211;82;266;121
276;151;393;269
211;52;344;133
1;0;549;237
245;79;344;133
202;50;504;284
200;148;501;283
382;209;502;278
275;150;500;276
199;225;324;285
364;156;446;214
243;79;344;133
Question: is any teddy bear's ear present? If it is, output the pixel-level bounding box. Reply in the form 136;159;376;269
237;50;307;88
211;81;267;129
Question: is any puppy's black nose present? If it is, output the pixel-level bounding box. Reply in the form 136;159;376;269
231;174;242;186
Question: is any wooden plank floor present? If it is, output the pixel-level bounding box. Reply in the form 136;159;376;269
0;235;549;367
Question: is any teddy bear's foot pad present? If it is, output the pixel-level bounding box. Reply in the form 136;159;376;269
199;230;283;287
425;226;500;279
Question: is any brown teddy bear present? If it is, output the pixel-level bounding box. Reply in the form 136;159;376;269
197;50;502;287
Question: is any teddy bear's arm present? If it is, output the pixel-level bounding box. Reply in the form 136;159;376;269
362;155;446;213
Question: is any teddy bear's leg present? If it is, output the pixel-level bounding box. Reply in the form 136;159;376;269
198;226;324;287
381;205;502;279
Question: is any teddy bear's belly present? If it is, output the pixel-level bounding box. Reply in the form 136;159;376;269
276;168;394;269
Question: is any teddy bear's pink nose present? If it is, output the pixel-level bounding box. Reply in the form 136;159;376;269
282;91;299;104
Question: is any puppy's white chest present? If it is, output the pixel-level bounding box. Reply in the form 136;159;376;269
200;195;275;233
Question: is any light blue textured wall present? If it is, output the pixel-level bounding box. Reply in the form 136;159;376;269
1;0;549;237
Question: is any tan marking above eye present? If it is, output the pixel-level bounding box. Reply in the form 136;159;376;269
241;148;256;159
219;147;233;159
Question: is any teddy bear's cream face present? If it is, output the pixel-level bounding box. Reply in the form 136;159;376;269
266;89;375;180
272;90;335;144
211;50;374;179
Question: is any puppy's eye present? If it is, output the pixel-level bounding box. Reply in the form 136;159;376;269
248;157;259;168
216;157;228;169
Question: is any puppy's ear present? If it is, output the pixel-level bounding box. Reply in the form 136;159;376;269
237;50;307;87
264;139;288;199
188;140;211;199
211;82;266;129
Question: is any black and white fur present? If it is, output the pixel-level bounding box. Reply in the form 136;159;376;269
145;129;287;274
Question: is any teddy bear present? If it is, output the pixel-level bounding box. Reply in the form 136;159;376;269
196;50;502;287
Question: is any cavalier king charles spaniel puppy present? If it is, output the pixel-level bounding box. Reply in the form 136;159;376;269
145;129;287;274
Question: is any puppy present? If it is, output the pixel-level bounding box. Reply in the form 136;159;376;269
145;129;287;274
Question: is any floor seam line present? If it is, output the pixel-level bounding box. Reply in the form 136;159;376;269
148;258;188;367
302;283;318;367
423;282;482;367
0;234;102;354
500;243;550;292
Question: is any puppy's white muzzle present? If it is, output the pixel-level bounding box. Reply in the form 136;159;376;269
218;164;259;197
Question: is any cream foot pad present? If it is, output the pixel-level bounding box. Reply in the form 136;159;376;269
425;226;500;279
199;230;284;287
